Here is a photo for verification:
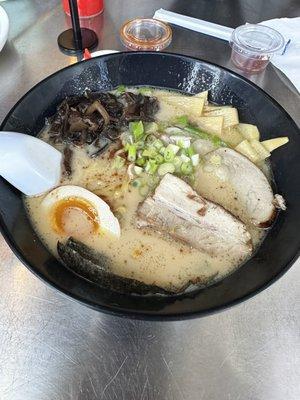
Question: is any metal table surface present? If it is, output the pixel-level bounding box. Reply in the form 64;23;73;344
0;1;299;399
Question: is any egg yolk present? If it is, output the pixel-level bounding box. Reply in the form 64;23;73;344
51;197;99;237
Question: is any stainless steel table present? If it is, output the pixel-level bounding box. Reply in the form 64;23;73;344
0;1;299;399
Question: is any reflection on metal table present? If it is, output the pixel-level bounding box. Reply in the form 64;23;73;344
0;1;299;399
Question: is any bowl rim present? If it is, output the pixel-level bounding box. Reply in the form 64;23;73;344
0;51;299;320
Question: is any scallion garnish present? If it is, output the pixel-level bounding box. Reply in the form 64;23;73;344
158;163;176;176
173;156;182;172
138;87;153;96
191;154;200;166
133;166;143;175
136;157;146;167
153;139;164;150
181;162;193;175
180;154;190;163
122;115;206;185
164;149;175;162
116;85;126;94
177;137;191;149
130;121;144;141
144;122;158;134
145;160;158;175
184;124;227;147
175;115;189;127
155;154;164;164
166;144;180;155
127;144;137;162
142;148;157;158
187;146;195;157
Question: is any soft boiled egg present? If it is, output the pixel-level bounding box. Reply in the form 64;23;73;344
41;185;120;239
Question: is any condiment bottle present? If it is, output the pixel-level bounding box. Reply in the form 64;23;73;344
62;0;104;18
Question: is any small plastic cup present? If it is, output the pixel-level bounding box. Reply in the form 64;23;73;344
62;0;104;18
120;18;172;51
230;24;285;74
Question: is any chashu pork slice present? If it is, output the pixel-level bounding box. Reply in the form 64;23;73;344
137;174;252;261
194;148;280;228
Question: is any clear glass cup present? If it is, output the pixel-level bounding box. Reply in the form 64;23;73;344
230;24;285;74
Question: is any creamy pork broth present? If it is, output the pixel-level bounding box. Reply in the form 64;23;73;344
24;88;269;293
25;147;261;291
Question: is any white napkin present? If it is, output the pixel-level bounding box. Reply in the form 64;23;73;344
154;9;300;93
260;18;300;92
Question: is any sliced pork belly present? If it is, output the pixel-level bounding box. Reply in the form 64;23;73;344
194;148;279;228
137;174;252;261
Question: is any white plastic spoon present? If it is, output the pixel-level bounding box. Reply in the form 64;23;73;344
0;131;62;196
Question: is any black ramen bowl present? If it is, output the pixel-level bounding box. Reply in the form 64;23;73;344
1;52;299;319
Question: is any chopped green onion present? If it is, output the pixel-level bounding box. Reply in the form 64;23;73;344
166;144;180;155
180;148;188;157
134;166;143;175
175;115;189;127
164;148;175;162
129;121;144;141
153;139;164;150
163;144;179;162
136;157;146;167
127;144;137;162
180;154;190;163
145;134;156;145
124;142;131;151
112;156;125;170
138;87;152;96
212;135;226;147
187;146;195;157
144;122;158;134
116;85;126;94
142;148;157;158
173;156;182;172
132;178;142;188
181;162;193;175
191;154;200;166
158;163;176;176
185;125;227;147
121;132;133;145
145;160;158;175
159;146;166;155
135;141;145;150
155;154;164;164
177;137;191;149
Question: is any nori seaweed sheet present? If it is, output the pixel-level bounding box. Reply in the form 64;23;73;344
57;237;172;295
